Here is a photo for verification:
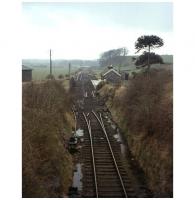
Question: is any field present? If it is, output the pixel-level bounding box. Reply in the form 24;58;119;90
31;66;78;81
22;59;98;81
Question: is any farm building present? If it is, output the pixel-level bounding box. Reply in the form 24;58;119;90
22;65;32;82
102;68;121;84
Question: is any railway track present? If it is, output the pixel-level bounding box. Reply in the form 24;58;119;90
72;71;152;198
82;111;129;197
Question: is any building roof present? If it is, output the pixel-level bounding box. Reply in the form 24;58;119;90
22;65;32;70
103;68;121;77
91;79;102;88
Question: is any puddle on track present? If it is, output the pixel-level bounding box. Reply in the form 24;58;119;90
72;163;83;192
111;123;116;130
75;128;84;137
111;123;126;156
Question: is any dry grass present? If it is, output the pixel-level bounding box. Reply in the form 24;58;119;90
22;80;73;197
99;68;173;197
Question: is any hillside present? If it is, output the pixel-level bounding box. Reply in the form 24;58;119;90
22;80;74;197
98;68;173;197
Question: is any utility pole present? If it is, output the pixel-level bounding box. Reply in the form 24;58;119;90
50;49;52;76
69;63;71;79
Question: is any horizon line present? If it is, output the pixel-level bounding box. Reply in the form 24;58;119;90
22;54;173;60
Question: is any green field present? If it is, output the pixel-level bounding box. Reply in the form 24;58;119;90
31;66;78;81
22;59;98;81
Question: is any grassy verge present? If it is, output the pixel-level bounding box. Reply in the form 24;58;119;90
99;68;173;197
22;80;74;197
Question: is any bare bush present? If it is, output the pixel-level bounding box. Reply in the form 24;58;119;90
58;74;64;79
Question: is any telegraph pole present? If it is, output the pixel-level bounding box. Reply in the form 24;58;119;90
68;63;71;79
50;49;52;76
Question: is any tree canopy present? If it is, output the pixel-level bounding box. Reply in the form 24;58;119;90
135;35;164;71
99;47;128;67
135;35;164;53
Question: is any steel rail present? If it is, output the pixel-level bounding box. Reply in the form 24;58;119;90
82;112;99;198
92;110;128;198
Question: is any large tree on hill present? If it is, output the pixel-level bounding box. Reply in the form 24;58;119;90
135;35;164;71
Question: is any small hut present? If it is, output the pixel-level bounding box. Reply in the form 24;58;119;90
22;65;32;82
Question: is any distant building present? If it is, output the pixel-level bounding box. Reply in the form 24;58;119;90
102;68;121;84
22;65;32;82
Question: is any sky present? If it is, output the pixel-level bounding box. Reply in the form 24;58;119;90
22;2;173;60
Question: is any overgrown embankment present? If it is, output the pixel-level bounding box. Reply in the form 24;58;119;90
22;80;74;197
99;69;173;197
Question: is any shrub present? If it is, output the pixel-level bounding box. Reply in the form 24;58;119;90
58;74;64;79
123;69;172;138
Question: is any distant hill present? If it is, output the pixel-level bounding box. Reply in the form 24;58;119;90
22;59;99;68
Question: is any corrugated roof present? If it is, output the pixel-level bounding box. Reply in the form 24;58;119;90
22;65;32;70
103;68;121;77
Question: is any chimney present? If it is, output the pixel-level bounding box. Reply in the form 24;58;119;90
108;65;113;69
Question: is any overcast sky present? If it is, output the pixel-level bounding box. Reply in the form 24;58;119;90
22;2;173;59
